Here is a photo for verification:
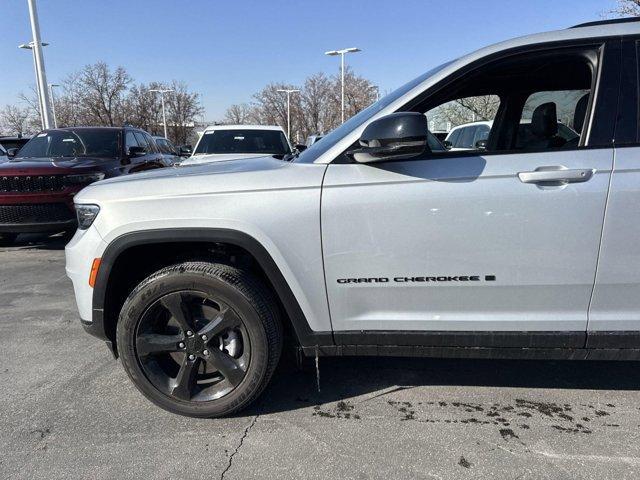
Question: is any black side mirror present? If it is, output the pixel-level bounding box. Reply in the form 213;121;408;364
128;146;146;157
294;144;307;152
348;112;430;164
178;146;192;157
442;140;453;150
475;139;488;150
6;148;18;158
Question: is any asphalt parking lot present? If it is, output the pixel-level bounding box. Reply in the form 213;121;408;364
1;235;640;479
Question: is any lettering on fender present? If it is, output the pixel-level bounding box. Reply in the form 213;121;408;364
336;275;496;284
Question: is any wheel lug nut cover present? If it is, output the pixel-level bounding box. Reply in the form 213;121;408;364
203;349;209;355
186;330;193;336
178;342;185;348
188;354;195;360
201;334;207;340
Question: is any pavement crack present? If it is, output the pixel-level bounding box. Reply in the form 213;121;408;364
220;414;258;480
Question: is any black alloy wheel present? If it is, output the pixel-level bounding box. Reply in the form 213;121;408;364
136;291;250;402
117;262;282;417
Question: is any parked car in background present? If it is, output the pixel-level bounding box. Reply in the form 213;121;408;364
0;126;168;244
0;135;31;153
180;125;292;165
444;119;579;151
153;136;181;166
0;145;7;164
431;130;449;142
176;144;192;157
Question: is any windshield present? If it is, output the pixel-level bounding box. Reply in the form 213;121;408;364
194;129;291;156
17;129;120;159
295;61;453;163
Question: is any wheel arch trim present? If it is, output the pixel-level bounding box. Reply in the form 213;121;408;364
90;228;333;353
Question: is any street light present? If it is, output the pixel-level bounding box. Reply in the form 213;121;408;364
325;47;361;123
20;0;53;129
149;88;175;139
276;89;300;140
48;83;59;128
18;41;50;129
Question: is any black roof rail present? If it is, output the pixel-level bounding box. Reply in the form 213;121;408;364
570;17;640;29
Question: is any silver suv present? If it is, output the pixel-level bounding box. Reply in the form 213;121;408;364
66;18;640;417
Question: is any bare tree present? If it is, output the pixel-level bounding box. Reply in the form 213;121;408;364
14;87;43;132
250;83;294;133
224;103;253;124
125;82;164;135
245;68;376;142
609;0;640;16
77;62;132;126
339;67;377;121
428;95;500;131
0;105;33;135
165;81;204;145
298;73;334;138
53;72;84;127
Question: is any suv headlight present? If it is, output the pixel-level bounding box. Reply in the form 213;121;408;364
75;204;100;230
65;173;105;186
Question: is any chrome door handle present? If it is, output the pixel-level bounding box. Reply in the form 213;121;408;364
518;166;595;185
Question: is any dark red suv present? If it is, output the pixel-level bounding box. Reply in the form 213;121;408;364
0;126;171;244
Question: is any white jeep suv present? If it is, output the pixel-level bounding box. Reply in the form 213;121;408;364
66;18;640;417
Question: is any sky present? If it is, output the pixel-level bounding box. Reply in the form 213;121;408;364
0;0;618;121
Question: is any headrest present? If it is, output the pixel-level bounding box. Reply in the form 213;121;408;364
574;94;589;134
531;102;558;138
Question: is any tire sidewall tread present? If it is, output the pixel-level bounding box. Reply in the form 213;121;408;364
116;261;282;418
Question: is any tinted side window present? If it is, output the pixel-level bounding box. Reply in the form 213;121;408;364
133;132;150;152
165;140;178;155
428;95;500;151
143;133;158;153
515;90;588;150
125;131;139;151
458;126;478;149
156;139;170;154
446;128;461;146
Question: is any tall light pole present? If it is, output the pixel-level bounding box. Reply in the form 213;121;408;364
325;47;361;123
18;41;49;128
149;88;174;139
49;83;59;128
24;0;53;129
276;89;300;140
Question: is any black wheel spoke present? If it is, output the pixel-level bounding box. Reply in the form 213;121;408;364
137;333;182;356
198;306;241;339
136;289;251;404
171;357;199;400
205;349;245;387
160;292;194;332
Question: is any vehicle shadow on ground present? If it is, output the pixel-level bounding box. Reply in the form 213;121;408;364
0;233;70;251
254;356;640;415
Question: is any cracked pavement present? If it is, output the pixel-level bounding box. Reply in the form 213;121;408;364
2;234;640;479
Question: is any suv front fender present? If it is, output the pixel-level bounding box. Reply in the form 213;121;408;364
89;228;333;356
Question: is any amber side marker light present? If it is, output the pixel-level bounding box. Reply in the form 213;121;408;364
89;258;102;287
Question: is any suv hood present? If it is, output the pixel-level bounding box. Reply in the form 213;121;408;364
97;155;285;185
76;155;325;204
0;156;108;174
180;153;265;165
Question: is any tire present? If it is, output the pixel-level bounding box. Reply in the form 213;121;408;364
0;233;18;246
117;261;282;418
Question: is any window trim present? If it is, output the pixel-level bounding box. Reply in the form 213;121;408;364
333;38;622;165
